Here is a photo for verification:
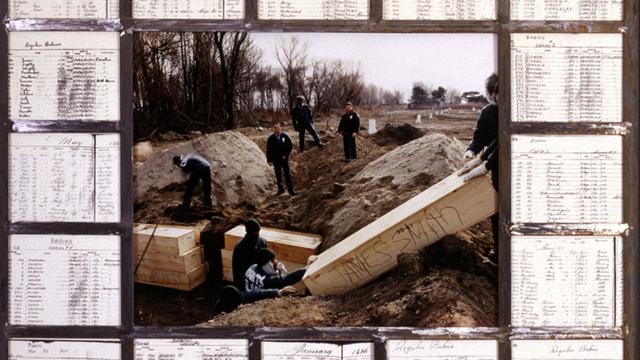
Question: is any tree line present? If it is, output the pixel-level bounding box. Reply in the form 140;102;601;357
133;32;403;140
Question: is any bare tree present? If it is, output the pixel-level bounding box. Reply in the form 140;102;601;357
276;37;308;113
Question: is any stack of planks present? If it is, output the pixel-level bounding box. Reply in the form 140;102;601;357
134;223;208;291
221;226;322;288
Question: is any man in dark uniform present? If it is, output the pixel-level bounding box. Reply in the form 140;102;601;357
231;218;267;290
458;73;499;263
291;95;324;152
338;101;360;162
266;123;297;196
172;153;212;208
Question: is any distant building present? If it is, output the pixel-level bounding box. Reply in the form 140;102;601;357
460;91;488;104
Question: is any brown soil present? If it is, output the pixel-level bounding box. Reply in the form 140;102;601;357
134;108;497;327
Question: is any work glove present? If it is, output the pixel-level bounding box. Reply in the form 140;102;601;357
306;255;319;268
276;261;288;276
457;157;483;176
464;150;476;159
463;162;489;182
277;286;297;297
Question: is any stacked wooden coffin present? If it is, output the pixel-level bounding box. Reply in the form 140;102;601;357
221;226;322;287
134;223;208;291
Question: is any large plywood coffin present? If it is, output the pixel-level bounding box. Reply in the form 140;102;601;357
303;173;498;295
134;223;197;255
134;223;207;291
135;263;207;291
224;226;321;264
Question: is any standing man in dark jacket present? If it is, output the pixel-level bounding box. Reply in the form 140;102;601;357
458;73;499;263
291;95;324;152
338;102;360;162
172;153;212;208
266;123;297;196
232;218;268;290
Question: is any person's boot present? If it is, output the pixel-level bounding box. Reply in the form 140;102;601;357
276;188;285;195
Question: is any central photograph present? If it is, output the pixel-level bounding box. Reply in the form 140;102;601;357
132;31;499;327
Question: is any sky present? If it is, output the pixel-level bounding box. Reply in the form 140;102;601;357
251;33;497;97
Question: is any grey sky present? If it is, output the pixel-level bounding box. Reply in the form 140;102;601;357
251;33;497;96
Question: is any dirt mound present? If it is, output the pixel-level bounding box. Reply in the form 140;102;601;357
321;133;465;249
372;123;426;146
204;226;496;327
134;131;275;212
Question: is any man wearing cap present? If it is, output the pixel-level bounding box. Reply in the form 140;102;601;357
338;102;360;162
232;218;268;290
172;153;213;208
244;248;307;292
291;95;325;152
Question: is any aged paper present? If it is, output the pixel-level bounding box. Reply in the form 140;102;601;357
9;0;119;18
9;339;120;359
9;235;121;326
95;134;121;223
133;0;244;19
383;0;496;20
342;343;374;360
258;0;368;20
511;0;622;21
262;342;342;360
511;340;623;360
387;340;497;360
135;339;248;359
511;34;622;123
511;135;623;223
511;236;622;327
9;133;121;223
9;31;120;122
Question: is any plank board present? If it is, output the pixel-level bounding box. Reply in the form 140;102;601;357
303;173;497;295
135;263;207;291
135;246;204;273
224;226;321;264
134;223;197;255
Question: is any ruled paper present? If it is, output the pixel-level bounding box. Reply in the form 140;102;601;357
511;340;623;360
133;0;244;19
9;31;120;122
511;236;622;328
9;235;121;326
9;133;121;223
342;343;374;360
262;342;342;360
9;339;121;359
511;34;622;122
9;0;120;18
511;0;622;21
511;135;623;224
258;0;369;20
383;0;496;20
135;339;248;359
387;340;498;360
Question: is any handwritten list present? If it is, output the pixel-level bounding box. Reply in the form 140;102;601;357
512;340;622;360
133;0;244;19
9;340;121;359
9;133;121;223
511;135;622;224
387;340;497;360
9;0;119;18
135;339;248;359
511;34;622;122
258;0;368;20
9;234;120;326
9;32;120;122
383;0;496;20
512;236;623;328
512;0;622;20
262;342;373;360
